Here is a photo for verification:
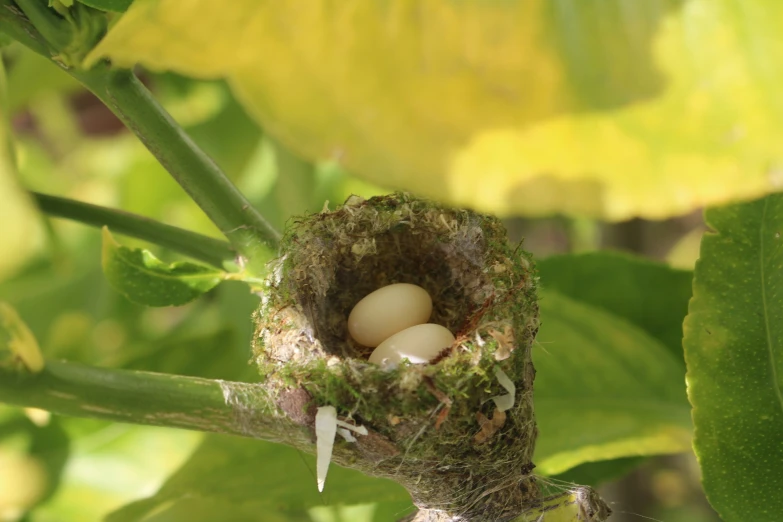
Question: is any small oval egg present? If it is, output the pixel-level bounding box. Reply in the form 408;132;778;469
368;324;455;365
348;283;432;347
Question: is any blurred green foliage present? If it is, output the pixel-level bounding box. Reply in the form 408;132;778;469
0;15;729;519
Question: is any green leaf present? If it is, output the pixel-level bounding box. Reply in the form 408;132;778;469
537;252;693;360
86;0;783;221
683;194;783;521
106;434;413;522
31;420;201;521
101;227;224;307
533;290;692;475
75;0;132;13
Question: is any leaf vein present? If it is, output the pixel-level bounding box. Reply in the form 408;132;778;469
759;197;783;415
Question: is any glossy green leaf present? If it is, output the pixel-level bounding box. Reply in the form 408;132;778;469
101;227;224;307
534;290;692;475
87;0;783;221
683;194;783;521
537;252;693;359
106;434;413;522
75;0;132;13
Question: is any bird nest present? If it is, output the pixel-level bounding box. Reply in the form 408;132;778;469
252;193;540;520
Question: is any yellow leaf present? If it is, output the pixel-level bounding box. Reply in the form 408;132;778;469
87;0;783;220
0;302;44;373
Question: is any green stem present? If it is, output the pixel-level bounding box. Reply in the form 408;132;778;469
0;360;283;440
11;0;69;50
33;191;236;269
84;69;281;269
0;0;50;56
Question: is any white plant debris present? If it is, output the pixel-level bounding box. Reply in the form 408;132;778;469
335;419;368;436
315;410;369;491
491;367;516;412
315;406;338;492
337;428;357;442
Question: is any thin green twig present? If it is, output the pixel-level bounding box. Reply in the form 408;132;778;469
33;191;236;268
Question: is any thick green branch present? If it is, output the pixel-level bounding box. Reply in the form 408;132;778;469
86;69;281;268
0;360;289;441
33;191;235;268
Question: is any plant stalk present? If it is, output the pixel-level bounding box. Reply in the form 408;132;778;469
33;191;236;268
0;360;291;441
82;69;281;269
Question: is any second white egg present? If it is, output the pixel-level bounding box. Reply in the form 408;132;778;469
368;324;455;365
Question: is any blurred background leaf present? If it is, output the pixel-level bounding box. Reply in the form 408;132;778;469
0;2;729;517
88;0;783;221
0;407;69;520
0;54;44;283
106;434;415;522
533;290;691;476
537;252;692;360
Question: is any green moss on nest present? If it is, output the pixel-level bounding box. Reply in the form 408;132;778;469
252;193;540;519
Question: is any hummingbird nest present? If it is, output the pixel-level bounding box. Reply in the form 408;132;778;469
252;193;540;520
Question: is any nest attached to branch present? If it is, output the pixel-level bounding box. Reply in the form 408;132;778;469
252;193;540;520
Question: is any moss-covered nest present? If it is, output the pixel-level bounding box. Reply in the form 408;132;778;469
252;193;540;520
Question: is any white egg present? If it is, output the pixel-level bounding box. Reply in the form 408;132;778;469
368;324;455;365
348;283;432;347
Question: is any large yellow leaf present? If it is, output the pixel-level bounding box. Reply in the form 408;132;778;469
0;61;43;280
87;0;783;220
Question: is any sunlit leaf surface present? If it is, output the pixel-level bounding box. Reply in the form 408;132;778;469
88;0;783;220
